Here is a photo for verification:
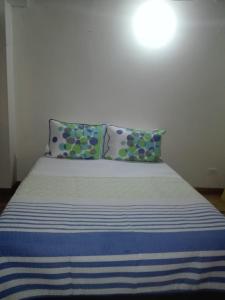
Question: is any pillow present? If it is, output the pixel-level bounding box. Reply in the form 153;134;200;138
48;119;105;159
104;125;165;162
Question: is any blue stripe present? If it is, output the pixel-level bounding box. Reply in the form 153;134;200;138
0;224;224;231
1;231;225;256
2;210;220;218
1;278;225;298
0;225;224;232
2;214;223;221
1;266;225;284
2;213;221;221
4;210;218;218
1;256;225;270
1;219;225;227
1;217;224;226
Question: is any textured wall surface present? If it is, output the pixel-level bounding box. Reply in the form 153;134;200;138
8;0;225;187
0;0;11;188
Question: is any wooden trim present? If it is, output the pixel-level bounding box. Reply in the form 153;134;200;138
195;187;224;195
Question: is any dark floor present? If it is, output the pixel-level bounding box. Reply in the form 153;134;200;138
0;183;20;213
0;191;12;212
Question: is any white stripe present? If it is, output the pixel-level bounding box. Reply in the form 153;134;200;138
1;282;225;300
1;226;225;233
6;201;212;207
7;200;211;205
7;204;212;210
3;205;217;212
2;250;225;263
7;206;213;213
1;271;225;293
1;260;225;277
8;201;210;207
2;207;217;213
6;205;214;212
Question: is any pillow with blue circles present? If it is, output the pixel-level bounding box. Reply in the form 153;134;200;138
103;125;166;162
48;119;105;159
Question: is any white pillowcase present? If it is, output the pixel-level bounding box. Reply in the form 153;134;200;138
103;125;165;162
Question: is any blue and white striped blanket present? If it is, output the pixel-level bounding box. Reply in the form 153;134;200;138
1;158;225;299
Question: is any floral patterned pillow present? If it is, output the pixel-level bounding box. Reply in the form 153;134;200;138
48;119;105;159
104;125;165;162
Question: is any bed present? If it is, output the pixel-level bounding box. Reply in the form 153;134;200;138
1;157;225;299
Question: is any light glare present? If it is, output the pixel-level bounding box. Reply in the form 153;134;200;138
132;0;177;49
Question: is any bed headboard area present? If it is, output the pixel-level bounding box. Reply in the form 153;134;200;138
1;0;225;188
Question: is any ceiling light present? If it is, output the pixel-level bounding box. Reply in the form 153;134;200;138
132;0;177;49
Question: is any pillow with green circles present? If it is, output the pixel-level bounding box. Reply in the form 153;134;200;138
104;125;166;162
48;119;105;159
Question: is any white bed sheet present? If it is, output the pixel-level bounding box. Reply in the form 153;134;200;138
31;157;180;178
14;157;206;207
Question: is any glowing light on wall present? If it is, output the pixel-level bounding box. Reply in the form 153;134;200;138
132;0;177;49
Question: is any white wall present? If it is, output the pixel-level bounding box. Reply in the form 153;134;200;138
10;0;225;187
0;0;16;188
0;0;11;187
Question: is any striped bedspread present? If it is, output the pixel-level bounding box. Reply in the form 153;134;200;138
1;158;225;299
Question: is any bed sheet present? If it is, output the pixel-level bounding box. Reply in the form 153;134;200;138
1;158;225;299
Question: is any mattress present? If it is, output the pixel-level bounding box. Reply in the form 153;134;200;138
0;157;225;299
